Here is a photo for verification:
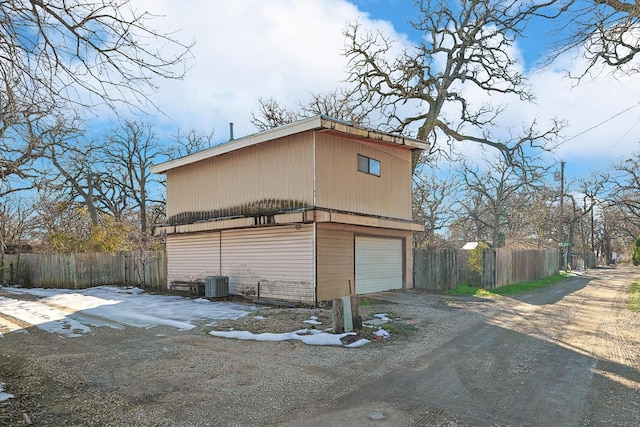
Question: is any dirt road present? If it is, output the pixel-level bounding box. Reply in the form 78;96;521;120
285;267;640;426
1;267;639;426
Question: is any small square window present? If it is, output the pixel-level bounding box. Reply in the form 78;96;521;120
357;154;369;173
357;154;381;177
369;158;381;176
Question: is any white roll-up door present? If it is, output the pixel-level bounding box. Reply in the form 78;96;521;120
166;232;221;284
355;236;403;294
221;225;315;303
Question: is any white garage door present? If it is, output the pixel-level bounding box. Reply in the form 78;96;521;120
221;225;315;302
355;236;403;294
166;232;221;285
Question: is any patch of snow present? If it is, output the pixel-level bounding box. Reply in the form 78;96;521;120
367;411;385;420
374;313;389;321
209;328;359;346
0;297;94;337
363;318;389;326
2;286;258;337
374;329;390;339
0;382;14;402
1;286;374;347
344;338;371;348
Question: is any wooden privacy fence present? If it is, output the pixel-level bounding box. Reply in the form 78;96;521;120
412;248;471;291
413;247;560;291
0;251;165;290
482;248;559;289
5;247;560;292
571;252;597;270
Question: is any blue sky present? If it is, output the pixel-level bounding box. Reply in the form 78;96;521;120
123;0;640;182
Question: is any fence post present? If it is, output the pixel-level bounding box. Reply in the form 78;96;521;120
482;248;496;289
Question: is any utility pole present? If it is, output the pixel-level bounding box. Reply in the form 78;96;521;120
590;195;595;254
557;161;566;270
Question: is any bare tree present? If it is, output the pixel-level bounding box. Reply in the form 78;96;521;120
105;120;164;237
43;132;133;229
0;0;192;112
250;88;375;132
454;155;548;247
1;0;193;192
0;104;66;197
594;200;637;263
568;175;607;257
605;154;640;241
412;172;459;248
547;0;640;76
523;186;560;248
250;98;300;132
0;194;36;255
166;128;216;159
39;116;110;226
298;89;374;127
343;0;563;169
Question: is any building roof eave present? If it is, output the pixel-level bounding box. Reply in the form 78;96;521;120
151;115;429;174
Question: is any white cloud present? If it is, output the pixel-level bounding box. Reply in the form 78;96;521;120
124;0;639;175
130;0;399;141
436;40;640;173
496;53;640;172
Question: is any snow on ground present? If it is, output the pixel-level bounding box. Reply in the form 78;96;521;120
0;382;14;402
0;286;374;347
0;286;376;407
209;328;370;347
1;286;258;337
302;315;322;325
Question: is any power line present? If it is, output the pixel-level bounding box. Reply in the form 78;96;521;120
560;101;640;144
610;115;640;151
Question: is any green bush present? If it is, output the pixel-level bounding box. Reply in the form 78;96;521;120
468;242;489;285
633;236;640;266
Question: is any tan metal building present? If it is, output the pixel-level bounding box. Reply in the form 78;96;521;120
151;116;429;304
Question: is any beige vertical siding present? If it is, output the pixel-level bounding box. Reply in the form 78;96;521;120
316;227;354;301
315;133;413;220
166;134;314;220
166;232;221;284
316;223;413;302
221;225;315;303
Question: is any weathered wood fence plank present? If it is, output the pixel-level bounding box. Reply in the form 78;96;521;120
414;247;560;291
0;251;165;289
413;248;461;291
0;254;30;286
483;248;559;289
6;247;560;293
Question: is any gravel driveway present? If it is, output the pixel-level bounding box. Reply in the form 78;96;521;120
1;267;639;426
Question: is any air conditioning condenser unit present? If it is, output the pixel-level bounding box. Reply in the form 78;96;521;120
205;276;229;298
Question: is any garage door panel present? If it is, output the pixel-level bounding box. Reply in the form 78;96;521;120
166;233;221;284
355;236;403;294
221;225;315;302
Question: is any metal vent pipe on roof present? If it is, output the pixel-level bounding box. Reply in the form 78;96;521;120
229;122;234;141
